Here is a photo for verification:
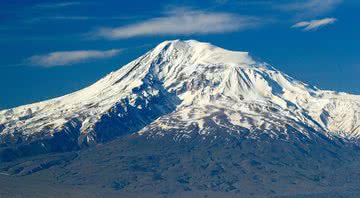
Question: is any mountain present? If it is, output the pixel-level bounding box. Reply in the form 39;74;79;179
1;40;360;197
0;40;360;161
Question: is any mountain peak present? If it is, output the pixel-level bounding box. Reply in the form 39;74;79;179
153;39;255;66
1;40;360;159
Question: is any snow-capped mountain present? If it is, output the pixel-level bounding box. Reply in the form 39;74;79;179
1;40;359;158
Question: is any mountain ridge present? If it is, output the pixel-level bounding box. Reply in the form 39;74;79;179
0;40;359;160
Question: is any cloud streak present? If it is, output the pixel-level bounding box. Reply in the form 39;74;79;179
28;49;121;67
35;1;82;9
92;8;262;39
292;18;337;31
277;0;342;18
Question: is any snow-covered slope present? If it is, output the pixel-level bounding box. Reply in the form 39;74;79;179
0;40;359;155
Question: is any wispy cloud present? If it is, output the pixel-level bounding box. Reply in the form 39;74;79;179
27;49;121;67
276;0;342;18
291;18;337;31
92;8;262;39
35;1;82;9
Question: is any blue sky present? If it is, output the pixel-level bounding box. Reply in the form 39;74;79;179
0;0;359;109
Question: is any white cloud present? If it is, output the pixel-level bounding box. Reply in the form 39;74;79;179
291;18;337;31
35;2;82;9
93;8;261;39
277;0;342;18
28;49;121;67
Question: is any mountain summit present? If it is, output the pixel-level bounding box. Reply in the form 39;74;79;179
0;40;359;160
